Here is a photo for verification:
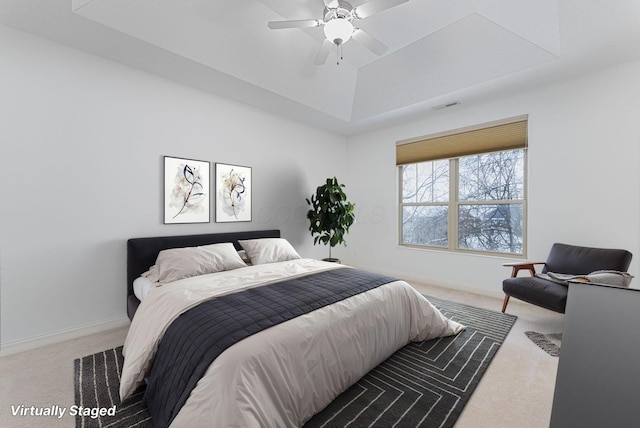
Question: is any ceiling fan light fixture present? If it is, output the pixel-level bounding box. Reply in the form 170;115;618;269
323;18;353;45
267;0;406;65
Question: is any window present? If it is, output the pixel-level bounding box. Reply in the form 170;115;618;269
397;118;527;256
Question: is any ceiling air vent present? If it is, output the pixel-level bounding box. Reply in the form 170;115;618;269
432;101;460;110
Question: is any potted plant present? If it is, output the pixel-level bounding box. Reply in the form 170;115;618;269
306;177;355;262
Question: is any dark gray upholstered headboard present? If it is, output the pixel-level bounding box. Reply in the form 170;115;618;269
126;229;280;320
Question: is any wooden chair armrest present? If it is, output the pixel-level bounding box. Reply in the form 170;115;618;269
502;261;545;267
502;262;545;278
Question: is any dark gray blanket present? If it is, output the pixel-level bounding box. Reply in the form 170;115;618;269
143;267;398;427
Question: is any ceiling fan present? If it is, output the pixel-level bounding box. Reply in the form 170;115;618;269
267;0;409;65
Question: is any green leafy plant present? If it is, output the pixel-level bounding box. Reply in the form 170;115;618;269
306;177;355;260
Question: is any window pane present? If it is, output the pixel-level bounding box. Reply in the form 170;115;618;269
458;204;523;254
401;160;449;203
402;206;448;247
459;150;524;201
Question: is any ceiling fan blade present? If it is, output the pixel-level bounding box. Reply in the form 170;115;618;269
323;0;340;8
352;28;388;55
267;19;323;30
314;39;333;65
353;0;409;19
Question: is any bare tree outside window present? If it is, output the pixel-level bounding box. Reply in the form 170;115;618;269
458;150;524;253
399;149;526;255
401;160;449;247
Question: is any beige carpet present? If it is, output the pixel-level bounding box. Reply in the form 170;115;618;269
0;282;563;428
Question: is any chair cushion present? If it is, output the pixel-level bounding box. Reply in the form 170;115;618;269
542;243;632;275
503;276;568;313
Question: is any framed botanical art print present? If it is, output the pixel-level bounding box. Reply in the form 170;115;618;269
164;156;210;224
215;163;252;222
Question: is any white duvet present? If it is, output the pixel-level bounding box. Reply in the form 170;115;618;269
120;259;464;427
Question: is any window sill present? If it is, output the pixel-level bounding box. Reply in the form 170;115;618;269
397;243;527;260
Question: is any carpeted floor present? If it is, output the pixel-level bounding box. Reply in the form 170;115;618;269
74;296;515;428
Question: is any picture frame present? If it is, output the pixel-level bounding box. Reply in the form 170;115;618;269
215;163;252;222
163;156;210;224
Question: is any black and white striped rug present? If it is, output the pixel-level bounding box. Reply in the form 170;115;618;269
74;296;516;428
524;331;561;357
74;347;148;428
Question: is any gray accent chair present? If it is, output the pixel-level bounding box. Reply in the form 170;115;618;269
502;243;632;313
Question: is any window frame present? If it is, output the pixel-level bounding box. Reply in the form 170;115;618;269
398;148;528;257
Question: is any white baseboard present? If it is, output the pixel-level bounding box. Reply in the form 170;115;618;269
0;315;130;357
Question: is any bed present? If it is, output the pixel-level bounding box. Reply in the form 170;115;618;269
121;230;464;427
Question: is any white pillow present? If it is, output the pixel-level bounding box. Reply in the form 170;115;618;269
156;242;247;283
238;238;301;265
133;276;157;301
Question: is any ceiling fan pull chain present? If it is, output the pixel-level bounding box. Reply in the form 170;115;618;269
336;43;344;65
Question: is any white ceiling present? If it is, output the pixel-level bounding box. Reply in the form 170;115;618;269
2;0;640;134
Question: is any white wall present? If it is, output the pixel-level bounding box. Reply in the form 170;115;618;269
343;60;640;297
0;25;347;347
4;23;640;350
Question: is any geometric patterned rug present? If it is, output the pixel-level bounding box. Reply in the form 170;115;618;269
74;296;516;428
306;296;517;427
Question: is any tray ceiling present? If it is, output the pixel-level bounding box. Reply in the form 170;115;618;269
2;0;640;134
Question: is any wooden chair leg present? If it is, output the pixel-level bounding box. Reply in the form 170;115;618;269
501;295;510;313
